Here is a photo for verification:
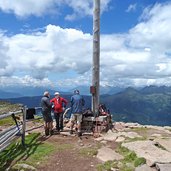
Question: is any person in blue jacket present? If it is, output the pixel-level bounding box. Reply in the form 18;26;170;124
70;90;85;137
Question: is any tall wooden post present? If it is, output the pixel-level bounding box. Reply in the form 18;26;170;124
92;0;100;116
22;106;26;147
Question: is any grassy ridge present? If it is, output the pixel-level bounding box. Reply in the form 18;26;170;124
0;101;22;126
0;101;21;115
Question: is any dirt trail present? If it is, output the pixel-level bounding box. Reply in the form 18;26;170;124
35;131;102;171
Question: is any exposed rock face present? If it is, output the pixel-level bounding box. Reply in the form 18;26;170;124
97;147;124;162
122;140;171;166
135;164;155;171
95;129;142;141
155;163;171;171
94;122;171;170
154;138;171;152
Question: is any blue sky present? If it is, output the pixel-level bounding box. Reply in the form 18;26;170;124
0;0;171;91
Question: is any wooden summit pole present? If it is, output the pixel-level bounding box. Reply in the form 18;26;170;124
92;0;100;116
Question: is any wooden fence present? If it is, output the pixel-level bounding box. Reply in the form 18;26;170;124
0;106;26;152
0;106;43;152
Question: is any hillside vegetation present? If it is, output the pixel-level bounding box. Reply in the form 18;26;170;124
101;86;171;126
2;85;171;126
0;101;22;115
0;101;22;126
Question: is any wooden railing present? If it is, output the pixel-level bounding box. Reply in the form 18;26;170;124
0;107;26;152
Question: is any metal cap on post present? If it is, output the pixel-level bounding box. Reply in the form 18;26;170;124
92;0;100;116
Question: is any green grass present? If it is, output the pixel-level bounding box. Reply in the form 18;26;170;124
79;147;98;157
0;133;55;170
115;144;130;156
97;160;118;171
130;127;149;133
125;137;147;143
123;151;137;163
118;145;146;170
0;101;22;126
0;102;21;115
0;117;15;126
96;144;146;171
129;127;149;139
0;113;23;126
134;157;146;167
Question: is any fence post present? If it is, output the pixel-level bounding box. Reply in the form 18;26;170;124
21;106;26;147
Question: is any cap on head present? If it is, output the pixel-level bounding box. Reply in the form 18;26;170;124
74;89;80;94
54;92;60;96
44;91;49;96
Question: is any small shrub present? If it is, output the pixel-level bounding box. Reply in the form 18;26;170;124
124;152;137;162
96;160;118;171
116;144;130;156
134;157;146;167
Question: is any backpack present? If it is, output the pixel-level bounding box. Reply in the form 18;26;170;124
99;104;108;115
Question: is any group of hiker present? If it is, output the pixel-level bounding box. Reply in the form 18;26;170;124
40;90;85;137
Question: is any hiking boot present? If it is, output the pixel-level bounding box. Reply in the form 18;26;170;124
45;129;49;136
77;132;82;137
60;126;63;130
69;130;73;135
60;128;63;132
50;130;54;136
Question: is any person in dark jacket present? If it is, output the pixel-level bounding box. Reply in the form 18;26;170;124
41;91;53;136
50;92;68;132
70;90;85;136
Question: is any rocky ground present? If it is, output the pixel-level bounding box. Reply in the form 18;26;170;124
1;120;171;171
18;121;171;171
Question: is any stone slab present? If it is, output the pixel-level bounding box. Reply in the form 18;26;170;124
155;163;171;171
122;140;171;166
97;147;123;162
135;164;155;171
155;138;171;152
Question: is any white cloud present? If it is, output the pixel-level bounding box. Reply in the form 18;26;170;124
0;75;53;87
65;0;111;20
0;0;57;17
1;2;171;88
129;2;171;53
0;25;93;87
126;4;137;13
0;0;111;18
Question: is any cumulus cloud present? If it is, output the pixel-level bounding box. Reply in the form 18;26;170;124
0;0;57;17
0;0;111;18
129;2;171;52
0;75;53;87
0;25;93;87
65;0;111;20
1;2;171;88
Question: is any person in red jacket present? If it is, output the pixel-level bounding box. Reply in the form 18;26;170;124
50;92;68;132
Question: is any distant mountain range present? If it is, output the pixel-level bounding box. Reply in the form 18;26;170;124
101;85;171;126
0;85;124;98
0;86;71;98
1;85;171;126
